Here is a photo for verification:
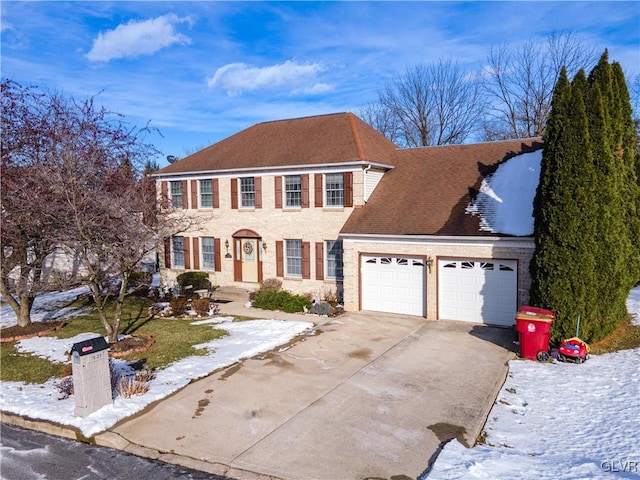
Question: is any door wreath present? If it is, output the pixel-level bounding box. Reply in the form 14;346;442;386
243;241;254;255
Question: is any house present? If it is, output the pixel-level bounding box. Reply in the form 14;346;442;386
154;112;543;326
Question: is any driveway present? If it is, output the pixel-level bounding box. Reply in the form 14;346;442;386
102;312;514;480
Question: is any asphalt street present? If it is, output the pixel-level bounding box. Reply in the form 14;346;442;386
0;423;233;480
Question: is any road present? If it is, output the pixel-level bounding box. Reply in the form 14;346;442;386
0;423;233;480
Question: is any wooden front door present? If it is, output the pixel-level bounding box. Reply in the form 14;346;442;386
234;237;262;283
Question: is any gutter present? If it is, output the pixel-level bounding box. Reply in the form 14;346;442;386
152;160;395;179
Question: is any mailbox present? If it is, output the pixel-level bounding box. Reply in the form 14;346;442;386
70;336;112;417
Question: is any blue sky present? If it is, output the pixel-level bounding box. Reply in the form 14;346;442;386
2;1;639;166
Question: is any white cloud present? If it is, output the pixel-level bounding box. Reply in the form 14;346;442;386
292;82;335;96
86;14;191;63
207;60;326;96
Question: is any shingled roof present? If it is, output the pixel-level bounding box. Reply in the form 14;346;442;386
340;138;543;237
156;112;399;175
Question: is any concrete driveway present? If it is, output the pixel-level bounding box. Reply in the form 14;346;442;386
101;311;514;480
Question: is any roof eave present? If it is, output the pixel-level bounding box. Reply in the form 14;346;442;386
152;160;395;179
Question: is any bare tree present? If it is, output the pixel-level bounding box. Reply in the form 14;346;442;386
482;32;598;140
370;59;483;147
358;101;402;145
1;80;70;327
1;80;190;340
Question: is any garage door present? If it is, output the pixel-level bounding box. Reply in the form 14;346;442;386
361;256;425;316
438;259;517;326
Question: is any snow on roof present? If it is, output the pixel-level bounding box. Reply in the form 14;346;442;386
466;149;542;236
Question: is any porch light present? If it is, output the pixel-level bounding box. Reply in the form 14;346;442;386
426;256;434;273
225;239;229;253
262;242;267;253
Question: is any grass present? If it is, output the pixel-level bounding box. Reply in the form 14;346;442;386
0;345;71;384
589;314;640;354
0;294;228;384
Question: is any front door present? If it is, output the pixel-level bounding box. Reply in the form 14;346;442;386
240;238;258;282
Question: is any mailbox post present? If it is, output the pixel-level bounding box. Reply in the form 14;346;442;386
70;336;112;417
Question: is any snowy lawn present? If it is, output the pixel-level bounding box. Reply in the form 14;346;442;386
1;286;639;477
0;294;313;438
424;285;640;479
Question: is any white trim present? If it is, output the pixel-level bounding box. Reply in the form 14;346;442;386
341;234;535;248
153;161;394;180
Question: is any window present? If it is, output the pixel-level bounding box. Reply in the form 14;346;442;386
172;236;185;268
325;173;344;207
286;239;303;277
170;181;182;209
240;177;255;208
200;180;212;208
201;237;215;270
285;175;302;207
326;240;343;280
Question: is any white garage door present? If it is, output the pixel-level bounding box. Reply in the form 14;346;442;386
361;256;425;316
438;259;517;326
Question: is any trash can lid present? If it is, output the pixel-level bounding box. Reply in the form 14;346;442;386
70;336;109;356
517;305;556;318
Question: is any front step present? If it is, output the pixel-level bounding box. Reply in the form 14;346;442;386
213;286;251;303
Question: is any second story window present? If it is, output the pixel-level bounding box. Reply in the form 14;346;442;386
285;175;302;207
325;173;344;207
199;179;212;208
170;181;183;209
240;177;255;208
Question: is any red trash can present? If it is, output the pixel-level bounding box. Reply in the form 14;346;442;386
515;306;555;360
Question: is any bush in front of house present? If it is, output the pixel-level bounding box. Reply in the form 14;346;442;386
176;271;211;295
192;298;212;316
250;278;283;301
169;297;188;316
252;289;311;313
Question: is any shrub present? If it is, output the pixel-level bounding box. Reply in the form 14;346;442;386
128;271;152;291
169;297;188;316
251;278;283;300
176;271;211;295
192;298;212;316
116;376;149;398
54;376;74;400
252;289;311;313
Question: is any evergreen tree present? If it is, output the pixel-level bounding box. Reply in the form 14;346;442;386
530;52;640;343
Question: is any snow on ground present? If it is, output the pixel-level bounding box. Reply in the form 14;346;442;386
424;285;640;479
465;150;542;236
1;284;639;476
0;285;91;328
0;293;312;438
